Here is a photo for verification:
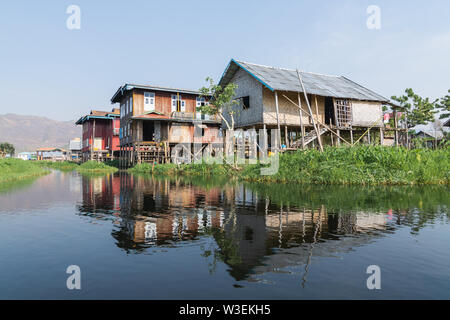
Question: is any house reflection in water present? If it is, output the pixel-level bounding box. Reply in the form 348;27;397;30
77;173;121;217
115;174;225;249
77;174;389;280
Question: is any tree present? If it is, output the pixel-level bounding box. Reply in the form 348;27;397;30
198;77;239;131
198;77;239;167
436;89;450;120
0;142;15;156
391;88;437;128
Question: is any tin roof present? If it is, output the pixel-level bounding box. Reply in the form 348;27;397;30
75;108;120;125
219;59;389;102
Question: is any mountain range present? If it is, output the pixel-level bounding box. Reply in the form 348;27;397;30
0;114;81;153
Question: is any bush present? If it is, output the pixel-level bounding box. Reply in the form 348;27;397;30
35;161;79;171
76;161;118;173
0;159;49;183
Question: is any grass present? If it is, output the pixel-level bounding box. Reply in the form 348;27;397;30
129;146;450;185
0;159;49;184
76;160;118;173
35;160;79;171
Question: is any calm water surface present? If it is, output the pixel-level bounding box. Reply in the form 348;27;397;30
0;170;449;299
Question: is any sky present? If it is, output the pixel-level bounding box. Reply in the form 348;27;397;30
0;0;449;121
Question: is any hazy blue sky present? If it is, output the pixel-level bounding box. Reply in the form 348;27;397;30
0;0;449;121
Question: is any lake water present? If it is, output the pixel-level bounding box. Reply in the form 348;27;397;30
0;170;449;299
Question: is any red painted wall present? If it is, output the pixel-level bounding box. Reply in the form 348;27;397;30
81;117;120;153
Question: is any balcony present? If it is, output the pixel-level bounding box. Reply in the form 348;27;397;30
171;112;219;123
171;111;194;120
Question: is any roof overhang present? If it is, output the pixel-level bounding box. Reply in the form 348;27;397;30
219;59;275;91
75;115;118;125
111;84;202;104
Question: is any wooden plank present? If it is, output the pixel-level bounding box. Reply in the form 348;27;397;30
296;70;323;152
297;93;305;149
274;91;282;149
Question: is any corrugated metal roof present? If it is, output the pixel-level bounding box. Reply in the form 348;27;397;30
75;109;120;125
219;59;389;102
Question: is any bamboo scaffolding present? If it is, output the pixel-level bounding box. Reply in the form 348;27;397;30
281;94;352;146
296;69;323;151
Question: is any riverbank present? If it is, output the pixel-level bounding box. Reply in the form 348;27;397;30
0;159;49;184
76;160;118;173
36;161;79;171
36;160;118;173
129;146;450;185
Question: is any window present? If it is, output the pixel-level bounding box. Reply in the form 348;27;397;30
196;97;206;107
241;96;250;110
196;97;210;119
93;138;102;150
129;97;133;114
171;94;185;112
334;99;352;127
171;95;177;112
144;92;155;111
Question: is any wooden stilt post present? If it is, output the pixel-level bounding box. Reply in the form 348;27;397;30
296;69;323;152
394;109;398;147
336;129;340;146
350;128;354;144
314;95;323;148
367;128;371;144
297;93;305;149
274;91;282;150
263;123;267;156
284;126;289;147
380;127;384;145
330;118;334;146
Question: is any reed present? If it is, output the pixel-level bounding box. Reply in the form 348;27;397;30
76;160;118;173
0;159;49;183
129;146;449;185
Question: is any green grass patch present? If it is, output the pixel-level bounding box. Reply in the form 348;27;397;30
35;160;79;171
129;146;449;185
76;160;118;173
129;162;237;177
0;159;49;184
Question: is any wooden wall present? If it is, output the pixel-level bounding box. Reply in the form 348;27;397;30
262;87;324;127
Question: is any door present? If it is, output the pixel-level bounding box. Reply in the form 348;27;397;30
143;122;155;141
324;97;335;125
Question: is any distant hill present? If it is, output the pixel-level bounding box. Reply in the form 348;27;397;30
0;114;81;153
